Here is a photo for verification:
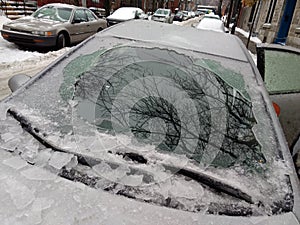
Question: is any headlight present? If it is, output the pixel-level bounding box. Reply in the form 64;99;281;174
32;31;53;36
2;25;11;31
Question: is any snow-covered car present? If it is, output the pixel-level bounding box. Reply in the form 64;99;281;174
151;8;173;23
196;16;226;33
0;3;107;49
106;7;147;26
1;20;299;224
256;43;300;151
182;10;192;20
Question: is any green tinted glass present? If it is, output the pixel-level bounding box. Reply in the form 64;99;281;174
264;50;300;93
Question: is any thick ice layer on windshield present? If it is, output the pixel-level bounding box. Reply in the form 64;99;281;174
3;37;295;215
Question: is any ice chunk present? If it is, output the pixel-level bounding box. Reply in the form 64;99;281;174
93;162;130;182
0;138;20;152
48;151;74;170
5;178;35;210
168;179;204;199
35;148;52;166
3;156;28;170
120;174;143;186
24;210;42;225
8;125;23;135
65;156;78;169
1;132;15;142
32;197;54;211
21;167;57;180
21;148;38;164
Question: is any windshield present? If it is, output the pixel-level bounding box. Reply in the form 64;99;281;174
33;6;72;22
4;36;293;215
155;9;169;15
59;46;264;169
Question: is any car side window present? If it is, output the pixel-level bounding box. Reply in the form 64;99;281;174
264;50;300;94
73;9;88;23
85;9;97;21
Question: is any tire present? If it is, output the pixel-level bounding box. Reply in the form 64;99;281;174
56;33;66;50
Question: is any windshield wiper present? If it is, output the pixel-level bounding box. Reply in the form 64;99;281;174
8;107;254;205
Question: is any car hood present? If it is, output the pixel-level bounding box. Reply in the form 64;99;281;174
0;149;299;225
5;16;63;31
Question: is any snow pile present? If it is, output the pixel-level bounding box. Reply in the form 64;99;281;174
235;27;262;44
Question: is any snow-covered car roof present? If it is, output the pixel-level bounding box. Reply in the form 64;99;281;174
196;17;226;33
107;7;143;20
104;20;243;60
1;20;299;224
40;3;81;9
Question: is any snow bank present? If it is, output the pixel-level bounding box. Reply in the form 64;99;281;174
235;27;262;44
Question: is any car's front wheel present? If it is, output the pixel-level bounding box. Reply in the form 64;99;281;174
56;33;66;50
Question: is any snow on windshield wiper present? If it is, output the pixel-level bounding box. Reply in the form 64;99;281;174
8;107;255;206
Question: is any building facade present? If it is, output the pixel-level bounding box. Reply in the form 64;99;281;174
238;0;299;47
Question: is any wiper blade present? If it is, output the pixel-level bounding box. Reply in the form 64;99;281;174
163;164;254;204
8;107;254;205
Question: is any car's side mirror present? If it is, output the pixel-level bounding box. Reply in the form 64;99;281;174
8;74;31;92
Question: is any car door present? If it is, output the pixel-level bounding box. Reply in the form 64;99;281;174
85;9;100;33
68;9;90;43
257;44;300;150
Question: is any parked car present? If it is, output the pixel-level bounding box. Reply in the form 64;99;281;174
173;11;184;21
256;43;300;150
106;7;147;26
190;11;196;18
196;16;226;33
151;8;173;23
89;7;106;18
1;3;107;49
182;10;192;20
1;20;299;224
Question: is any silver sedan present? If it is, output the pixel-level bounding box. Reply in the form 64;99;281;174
1;3;107;49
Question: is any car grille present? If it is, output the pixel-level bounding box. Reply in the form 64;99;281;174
10;28;32;35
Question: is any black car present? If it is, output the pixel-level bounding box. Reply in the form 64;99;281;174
1;20;299;224
173;12;184;22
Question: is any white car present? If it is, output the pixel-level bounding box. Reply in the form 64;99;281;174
106;7;147;26
151;8;173;23
1;20;299;225
196;16;226;33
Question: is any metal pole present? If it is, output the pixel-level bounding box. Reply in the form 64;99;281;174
226;0;234;28
246;0;261;49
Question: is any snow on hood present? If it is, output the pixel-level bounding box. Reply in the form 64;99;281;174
5;16;62;31
0;146;299;225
